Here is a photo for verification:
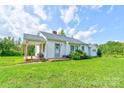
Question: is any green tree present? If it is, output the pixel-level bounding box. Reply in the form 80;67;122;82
58;29;66;36
98;41;124;57
17;37;21;45
97;48;102;57
0;36;23;56
28;45;35;56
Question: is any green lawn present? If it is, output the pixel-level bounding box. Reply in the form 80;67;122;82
0;56;24;66
0;57;124;88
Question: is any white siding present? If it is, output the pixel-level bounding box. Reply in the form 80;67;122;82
65;42;70;55
35;41;97;58
84;46;89;56
61;42;66;57
45;40;66;58
35;44;40;56
84;45;97;56
90;46;97;56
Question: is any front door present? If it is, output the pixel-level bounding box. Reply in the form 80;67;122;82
55;44;60;58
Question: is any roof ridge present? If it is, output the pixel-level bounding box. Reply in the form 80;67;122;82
24;33;41;37
40;31;67;37
39;31;86;44
40;31;79;40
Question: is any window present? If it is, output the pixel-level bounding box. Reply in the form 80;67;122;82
82;46;84;51
75;46;78;51
70;45;74;51
92;49;96;52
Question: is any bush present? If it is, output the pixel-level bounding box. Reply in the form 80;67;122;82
62;55;70;58
28;45;35;56
69;50;87;60
97;48;102;57
0;50;22;56
98;41;124;58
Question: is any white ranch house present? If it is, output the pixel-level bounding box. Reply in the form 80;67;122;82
23;31;97;59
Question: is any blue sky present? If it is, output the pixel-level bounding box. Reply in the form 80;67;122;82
0;5;124;44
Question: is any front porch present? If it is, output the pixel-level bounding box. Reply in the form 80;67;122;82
24;41;46;62
23;34;46;62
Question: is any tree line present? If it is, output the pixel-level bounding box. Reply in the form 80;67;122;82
0;37;23;56
98;41;124;57
0;36;36;56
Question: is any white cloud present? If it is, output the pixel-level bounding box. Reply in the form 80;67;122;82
89;5;103;10
88;24;98;31
38;24;48;31
33;5;48;20
86;17;89;20
74;31;93;42
56;27;76;37
74;14;80;27
113;40;124;43
60;6;77;24
83;5;103;10
38;24;52;33
107;6;114;14
56;27;62;33
0;5;50;38
73;24;99;42
56;27;77;38
58;24;102;43
66;27;77;37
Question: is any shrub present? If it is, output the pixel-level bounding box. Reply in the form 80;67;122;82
62;55;70;58
69;50;87;60
97;48;102;57
98;41;124;58
1;50;22;56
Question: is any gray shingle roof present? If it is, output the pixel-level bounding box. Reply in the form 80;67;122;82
24;32;86;45
40;31;85;44
24;33;44;42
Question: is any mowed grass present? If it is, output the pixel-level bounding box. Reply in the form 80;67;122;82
0;57;124;88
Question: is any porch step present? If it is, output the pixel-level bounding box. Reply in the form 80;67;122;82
48;58;70;62
25;58;46;63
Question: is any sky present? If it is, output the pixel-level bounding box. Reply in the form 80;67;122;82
0;5;124;44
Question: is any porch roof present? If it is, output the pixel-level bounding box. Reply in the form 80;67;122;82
23;33;45;42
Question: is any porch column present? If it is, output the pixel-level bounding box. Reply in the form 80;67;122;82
44;42;47;58
35;44;40;56
24;40;28;62
41;43;43;53
39;44;42;54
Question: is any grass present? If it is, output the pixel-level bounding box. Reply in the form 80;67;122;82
0;56;24;66
0;56;124;87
